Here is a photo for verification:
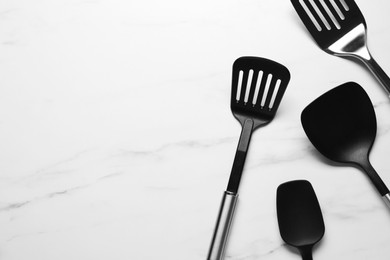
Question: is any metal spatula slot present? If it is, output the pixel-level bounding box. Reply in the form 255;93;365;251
292;0;363;49
207;57;290;260
297;0;354;34
291;0;390;96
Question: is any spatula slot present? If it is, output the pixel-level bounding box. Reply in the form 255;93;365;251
300;0;322;31
260;73;273;108
236;70;244;102
299;0;349;31
269;79;282;109
235;70;283;110
252;70;264;106
236;69;264;106
236;69;254;103
261;75;284;111
244;69;254;103
329;0;346;20
339;0;349;11
319;0;341;29
308;0;332;31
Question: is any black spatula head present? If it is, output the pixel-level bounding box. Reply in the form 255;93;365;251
231;57;290;127
277;180;325;259
301;82;376;165
301;82;390;199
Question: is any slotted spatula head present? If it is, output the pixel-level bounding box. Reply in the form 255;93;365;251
301;82;376;165
231;57;290;128
277;180;325;254
290;0;366;51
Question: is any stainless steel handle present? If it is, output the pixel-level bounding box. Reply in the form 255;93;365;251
340;40;390;97
207;191;238;260
364;57;390;96
382;193;390;209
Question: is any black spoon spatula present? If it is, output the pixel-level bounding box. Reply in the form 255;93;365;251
207;57;290;260
301;82;390;208
277;180;325;260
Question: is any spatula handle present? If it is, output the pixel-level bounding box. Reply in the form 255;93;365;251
226;118;254;194
360;159;390;209
364;57;390;96
382;194;390;209
299;246;313;260
356;53;390;97
207;191;238;260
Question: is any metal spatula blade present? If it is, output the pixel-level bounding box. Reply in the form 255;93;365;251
277;180;325;260
291;0;363;49
207;57;290;260
301;82;390;208
290;0;390;96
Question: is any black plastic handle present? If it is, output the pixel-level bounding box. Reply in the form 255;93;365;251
226;118;254;193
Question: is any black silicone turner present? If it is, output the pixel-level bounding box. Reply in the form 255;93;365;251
207;57;290;260
301;82;390;208
277;180;325;260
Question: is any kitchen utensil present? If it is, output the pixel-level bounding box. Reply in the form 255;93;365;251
207;57;290;260
277;180;325;260
301;82;390;208
290;0;390;96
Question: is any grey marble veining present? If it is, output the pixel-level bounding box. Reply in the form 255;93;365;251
0;0;389;259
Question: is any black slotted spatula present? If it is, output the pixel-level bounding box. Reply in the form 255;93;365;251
207;57;290;260
277;180;325;260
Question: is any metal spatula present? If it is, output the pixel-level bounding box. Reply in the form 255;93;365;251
301;82;390;209
207;57;290;260
277;180;325;260
290;0;390;96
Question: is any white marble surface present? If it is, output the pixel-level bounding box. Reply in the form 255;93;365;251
0;0;389;259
